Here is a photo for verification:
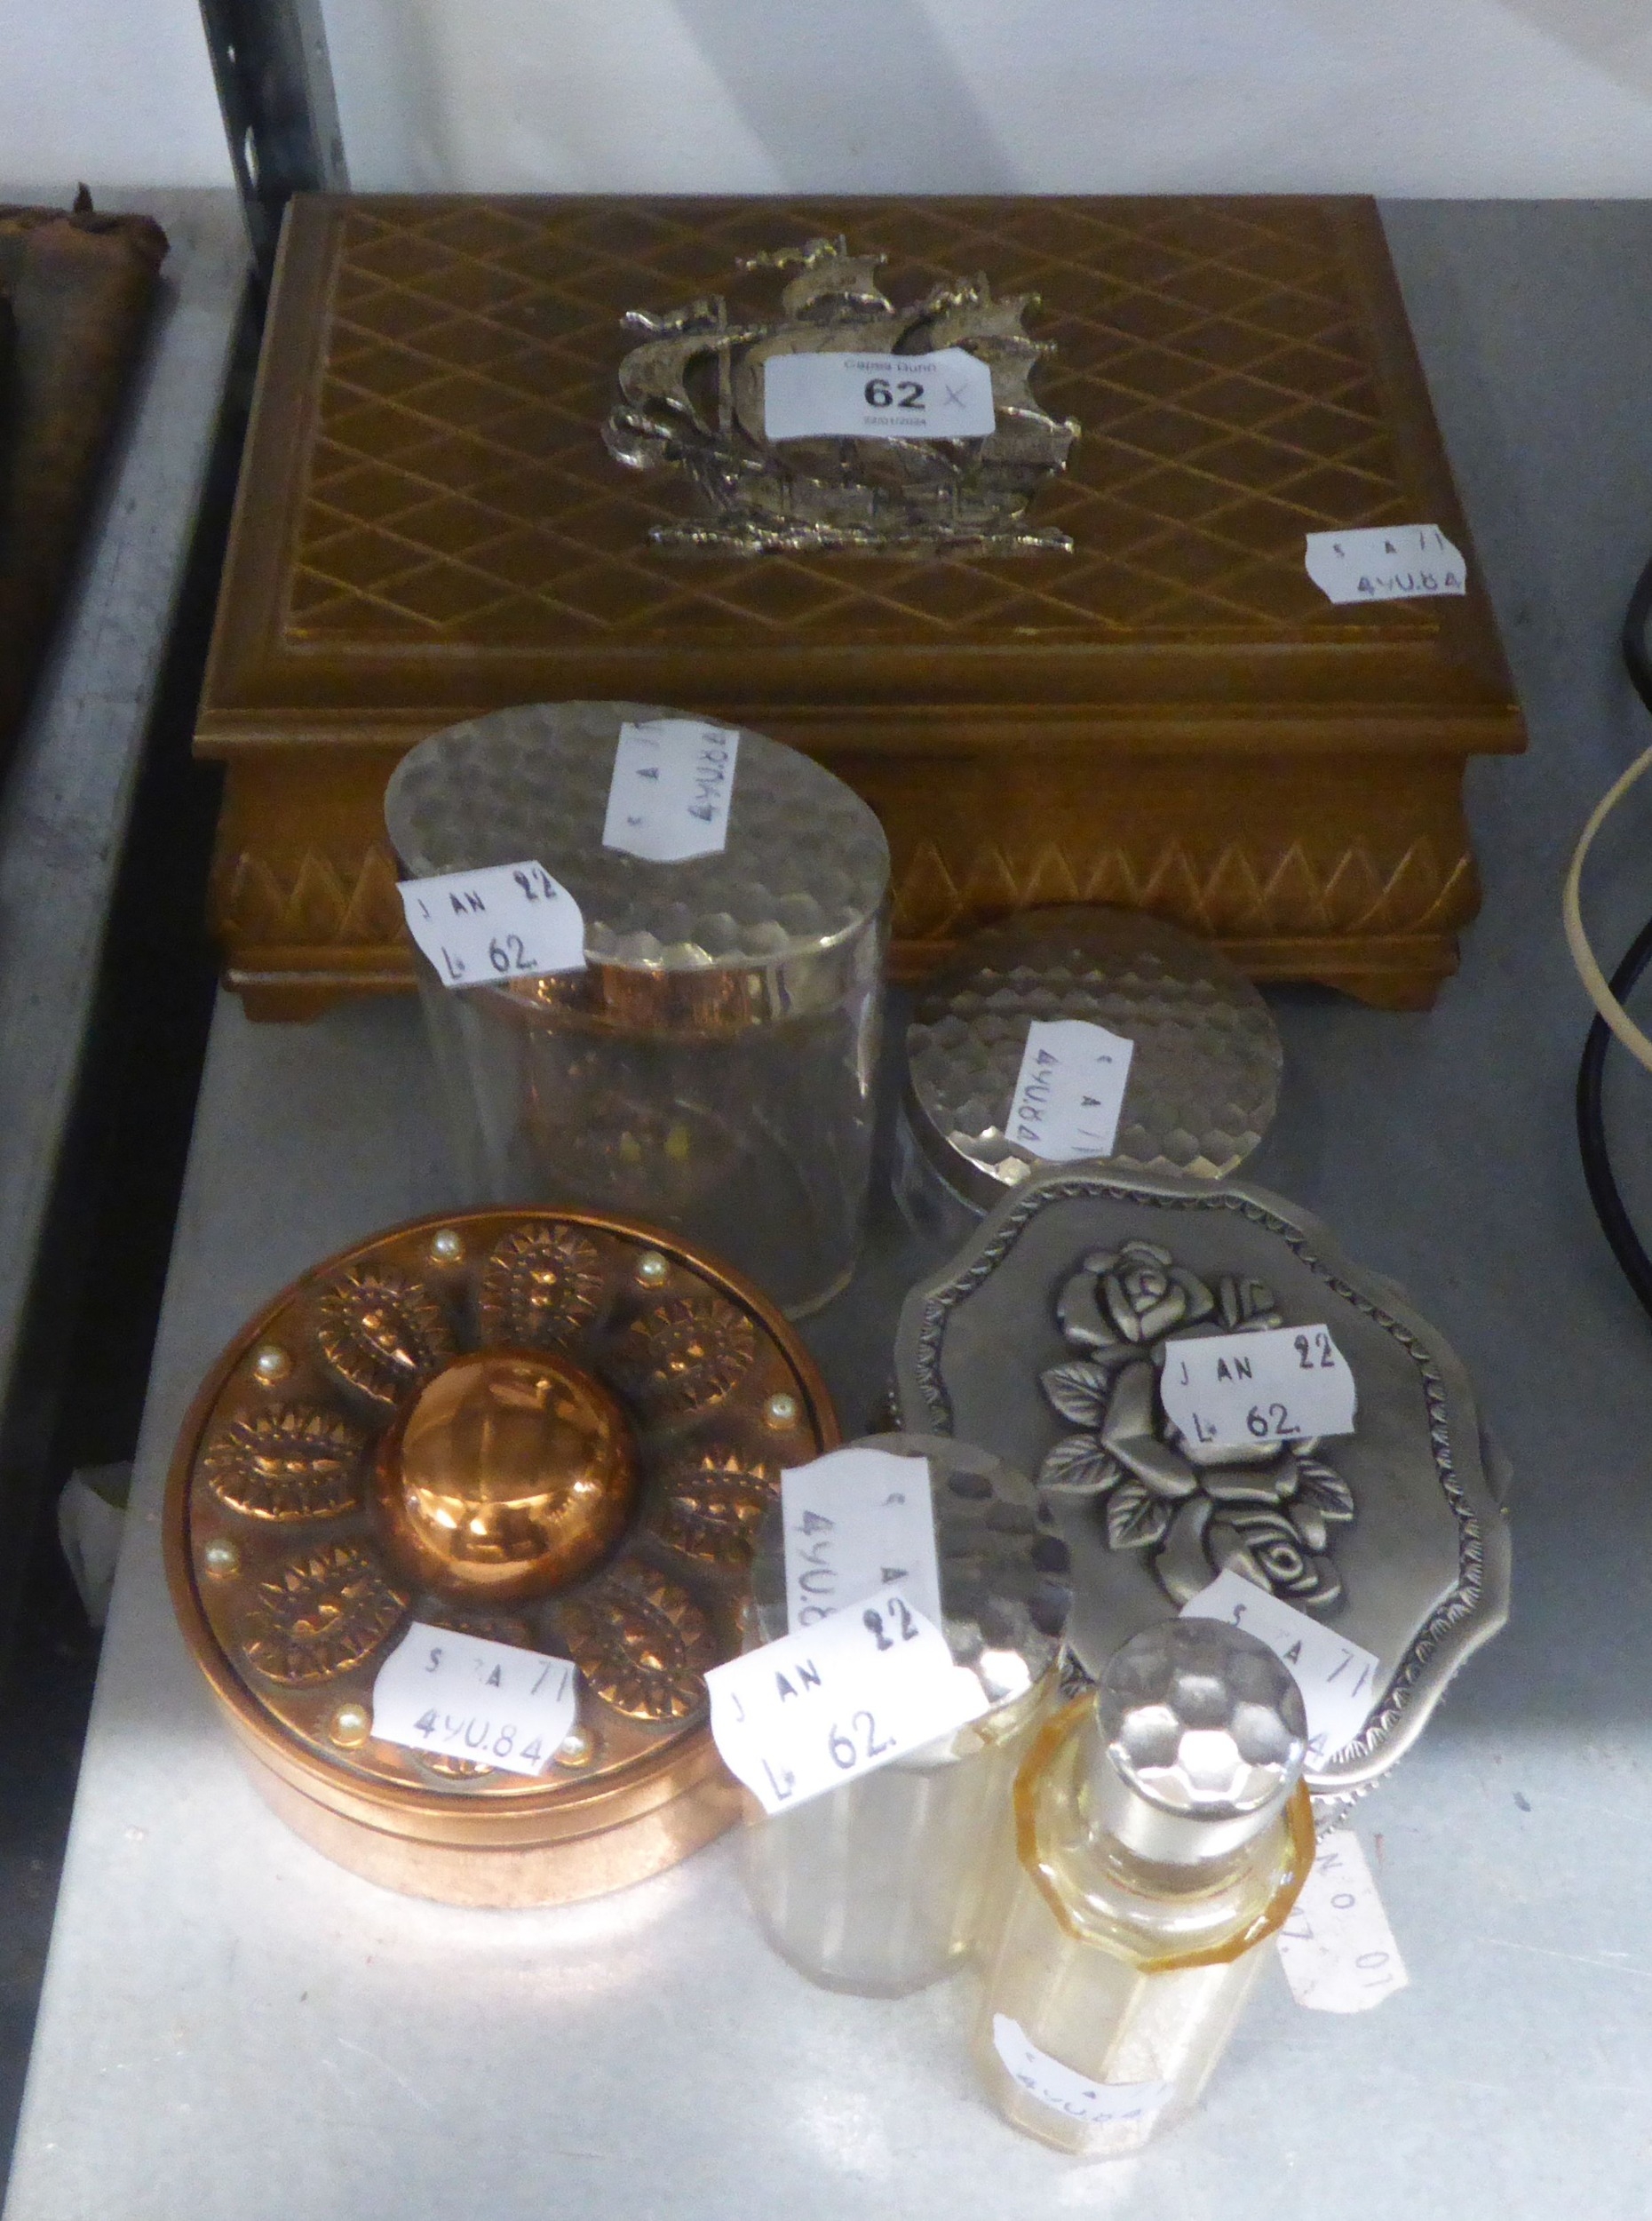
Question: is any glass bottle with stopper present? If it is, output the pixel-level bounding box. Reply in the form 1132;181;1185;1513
742;1433;1070;1996
976;1614;1314;2155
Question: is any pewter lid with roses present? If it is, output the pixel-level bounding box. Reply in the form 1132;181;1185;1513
891;1164;1510;1811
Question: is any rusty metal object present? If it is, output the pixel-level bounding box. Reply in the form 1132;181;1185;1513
0;201;169;752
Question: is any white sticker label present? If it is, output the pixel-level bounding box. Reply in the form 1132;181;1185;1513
370;1621;578;1778
1006;1018;1134;1162
764;348;996;441
990;2016;1172;2129
1181;1568;1383;1763
782;1446;941;1632
705;1587;989;1815
1159;1324;1356;1453
1277;1831;1409;2013
397;861;585;990
602;719;739;864
1304;524;1467;605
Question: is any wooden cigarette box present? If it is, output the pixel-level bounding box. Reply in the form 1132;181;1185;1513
195;193;1522;1017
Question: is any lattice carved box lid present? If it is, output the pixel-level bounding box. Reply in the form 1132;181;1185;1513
200;193;1514;723
195;194;1524;1017
163;1206;837;1906
890;1166;1511;1819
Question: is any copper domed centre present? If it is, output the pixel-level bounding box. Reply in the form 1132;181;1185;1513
377;1352;637;1600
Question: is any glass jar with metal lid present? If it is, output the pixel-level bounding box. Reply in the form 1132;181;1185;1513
896;906;1283;1248
742;1431;1070;1996
385;701;890;1317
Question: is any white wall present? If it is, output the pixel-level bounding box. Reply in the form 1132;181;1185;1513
321;0;1652;196
2;0;230;191
9;0;1652;197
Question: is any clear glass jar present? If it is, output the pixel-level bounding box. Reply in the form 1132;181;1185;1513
975;1618;1314;2156
741;1434;1070;1995
385;702;889;1317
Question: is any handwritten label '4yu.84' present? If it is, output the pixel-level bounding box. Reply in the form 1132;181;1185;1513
1304;524;1467;606
601;719;739;864
370;1621;579;1778
1006;1018;1134;1164
1159;1323;1356;1454
781;1445;943;1631
397;860;586;990
705;1586;989;1816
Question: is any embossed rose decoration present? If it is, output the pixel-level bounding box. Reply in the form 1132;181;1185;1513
1036;1240;1355;1612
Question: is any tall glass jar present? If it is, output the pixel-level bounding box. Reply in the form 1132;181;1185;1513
975;1617;1314;2157
741;1434;1070;1996
385;702;888;1317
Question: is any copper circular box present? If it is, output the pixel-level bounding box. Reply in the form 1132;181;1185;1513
164;1207;838;1907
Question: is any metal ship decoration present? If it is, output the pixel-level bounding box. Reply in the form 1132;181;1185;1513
602;235;1081;554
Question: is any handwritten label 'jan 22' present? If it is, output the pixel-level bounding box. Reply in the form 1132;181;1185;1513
397;861;586;989
1158;1323;1356;1453
369;1621;579;1778
990;2016;1172;2131
1276;1830;1410;2012
781;1446;942;1631
1181;1568;1383;1764
705;1586;989;1815
601;719;739;864
764;348;996;442
1006;1018;1134;1163
1304;524;1467;605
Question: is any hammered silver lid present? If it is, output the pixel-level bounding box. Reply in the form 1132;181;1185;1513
904;906;1282;1202
385;701;889;981
751;1432;1069;1704
1090;1618;1307;1865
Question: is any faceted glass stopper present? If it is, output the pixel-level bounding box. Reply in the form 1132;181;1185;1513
375;1352;638;1602
1099;1617;1307;1822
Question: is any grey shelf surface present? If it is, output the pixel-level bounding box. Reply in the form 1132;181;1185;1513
0;187;247;1468
10;199;1652;2221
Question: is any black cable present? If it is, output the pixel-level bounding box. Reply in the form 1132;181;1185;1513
1574;548;1652;1323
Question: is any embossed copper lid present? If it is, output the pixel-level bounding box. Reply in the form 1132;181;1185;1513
384;700;890;1030
164;1207;837;1906
904;906;1283;1201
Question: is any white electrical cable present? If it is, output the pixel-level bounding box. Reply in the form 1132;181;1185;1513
1563;744;1652;1075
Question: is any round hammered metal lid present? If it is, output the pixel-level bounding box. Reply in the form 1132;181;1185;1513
904;906;1283;1200
892;1165;1512;1819
750;1433;1070;1702
384;700;889;994
164;1207;838;1905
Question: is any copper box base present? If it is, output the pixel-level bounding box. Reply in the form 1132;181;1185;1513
242;1731;740;1908
197;195;1524;1016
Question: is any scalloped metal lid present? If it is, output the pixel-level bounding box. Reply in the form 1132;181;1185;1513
892;1165;1510;1812
385;700;889;973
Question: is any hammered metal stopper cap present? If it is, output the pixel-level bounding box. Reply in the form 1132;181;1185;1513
374;1351;638;1603
1089;1616;1307;1865
752;1432;1069;1706
904;905;1282;1201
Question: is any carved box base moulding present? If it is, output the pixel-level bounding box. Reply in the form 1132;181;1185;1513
195;195;1524;1019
